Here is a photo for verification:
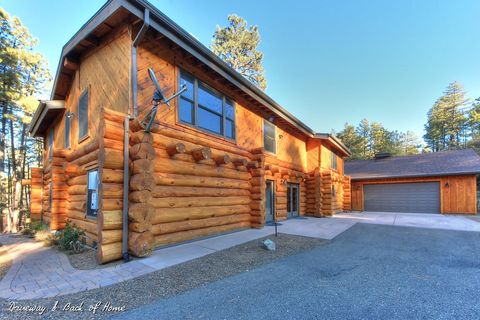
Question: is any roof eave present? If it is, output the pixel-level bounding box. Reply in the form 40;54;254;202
28;100;66;137
350;171;480;181
48;0;317;138
314;133;352;157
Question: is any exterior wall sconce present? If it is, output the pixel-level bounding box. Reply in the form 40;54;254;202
445;182;450;188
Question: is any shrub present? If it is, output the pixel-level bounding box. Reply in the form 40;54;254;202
23;221;49;237
35;229;56;246
58;221;85;253
31;221;49;232
21;227;34;236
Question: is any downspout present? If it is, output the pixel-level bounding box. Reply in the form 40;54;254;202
123;8;150;262
122;116;130;262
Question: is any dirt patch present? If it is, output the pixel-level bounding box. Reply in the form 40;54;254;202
0;244;12;281
0;233;326;320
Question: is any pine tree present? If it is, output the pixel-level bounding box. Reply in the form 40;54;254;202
424;82;468;151
0;8;51;232
211;14;267;90
356;119;371;159
402;131;421;155
337;123;365;159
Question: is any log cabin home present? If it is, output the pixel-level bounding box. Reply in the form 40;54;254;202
28;0;352;264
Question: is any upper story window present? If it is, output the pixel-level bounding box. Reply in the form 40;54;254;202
78;89;89;140
331;152;338;170
48;128;54;161
178;70;235;139
264;120;276;154
64;111;72;149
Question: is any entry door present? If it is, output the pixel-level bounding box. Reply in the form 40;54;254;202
287;183;299;218
265;180;275;223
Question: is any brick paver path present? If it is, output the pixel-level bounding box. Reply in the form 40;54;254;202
0;237;156;300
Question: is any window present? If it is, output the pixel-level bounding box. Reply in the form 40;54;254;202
64;111;72;149
264;120;276;154
48;128;54;161
178;70;235;139
86;170;99;218
78;89;89;140
331;152;337;170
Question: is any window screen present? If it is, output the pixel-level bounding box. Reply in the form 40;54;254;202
65;111;71;149
264;121;276;153
78;90;89;140
331;152;337;170
48;128;54;161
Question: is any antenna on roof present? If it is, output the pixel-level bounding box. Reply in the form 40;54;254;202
141;68;187;132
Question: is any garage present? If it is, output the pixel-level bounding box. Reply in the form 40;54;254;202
345;149;480;215
363;182;440;213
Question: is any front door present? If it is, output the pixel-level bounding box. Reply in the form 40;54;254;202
265;180;275;223
287;183;299;218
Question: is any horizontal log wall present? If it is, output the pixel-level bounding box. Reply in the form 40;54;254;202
305;168;321;217
343;176;351;211
143;124;254;248
96;108;126;263
320;169;345;216
30;168;43;221
42;151;68;230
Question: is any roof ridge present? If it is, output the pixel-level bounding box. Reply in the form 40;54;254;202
346;148;478;163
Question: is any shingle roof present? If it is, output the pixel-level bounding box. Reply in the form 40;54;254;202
345;149;480;180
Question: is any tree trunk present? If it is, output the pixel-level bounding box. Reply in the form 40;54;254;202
9;116;19;232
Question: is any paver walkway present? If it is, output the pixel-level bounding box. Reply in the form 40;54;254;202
1;212;479;300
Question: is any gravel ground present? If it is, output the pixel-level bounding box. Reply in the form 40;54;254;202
115;224;480;320
67;248;125;270
0;243;12;281
0;233;325;320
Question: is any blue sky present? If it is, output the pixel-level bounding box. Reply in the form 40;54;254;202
2;0;480;138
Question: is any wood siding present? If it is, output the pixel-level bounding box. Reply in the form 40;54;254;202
351;175;477;214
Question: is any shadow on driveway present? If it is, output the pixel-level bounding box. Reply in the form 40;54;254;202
114;224;480;320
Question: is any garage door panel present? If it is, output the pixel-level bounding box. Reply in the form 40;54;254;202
364;182;440;213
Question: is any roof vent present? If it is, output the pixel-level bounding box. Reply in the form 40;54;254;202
374;152;391;159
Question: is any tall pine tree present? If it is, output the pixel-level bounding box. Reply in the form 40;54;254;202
211;14;267;90
424;82;468;151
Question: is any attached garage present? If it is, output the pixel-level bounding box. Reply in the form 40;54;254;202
363;182;440;213
345;149;480;215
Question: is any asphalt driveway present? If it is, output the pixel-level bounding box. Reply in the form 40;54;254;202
113;223;480;320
